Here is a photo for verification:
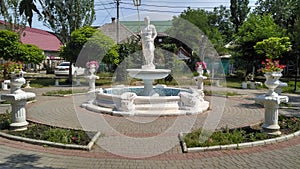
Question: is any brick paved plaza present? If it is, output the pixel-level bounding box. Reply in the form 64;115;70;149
0;86;299;168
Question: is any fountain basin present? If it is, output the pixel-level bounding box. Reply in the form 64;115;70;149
127;69;171;80
83;86;209;116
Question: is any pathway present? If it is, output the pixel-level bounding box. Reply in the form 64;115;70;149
0;86;299;168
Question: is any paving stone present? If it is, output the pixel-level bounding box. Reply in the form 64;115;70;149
0;86;299;168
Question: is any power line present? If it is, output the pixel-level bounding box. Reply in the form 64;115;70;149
117;2;258;10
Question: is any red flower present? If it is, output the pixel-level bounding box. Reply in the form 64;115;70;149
195;61;207;70
260;59;286;73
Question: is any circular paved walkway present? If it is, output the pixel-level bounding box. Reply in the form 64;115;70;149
0;86;299;168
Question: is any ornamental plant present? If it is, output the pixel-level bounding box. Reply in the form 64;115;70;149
86;61;99;69
0;61;23;78
195;61;207;70
260;59;286;73
254;37;292;59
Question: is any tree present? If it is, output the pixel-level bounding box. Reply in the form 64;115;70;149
0;0;8;17
170;8;225;55
254;0;297;33
17;44;45;64
232;14;286;75
254;37;292;59
230;0;250;33
0;30;45;66
19;0;41;27
60;26;96;63
209;5;233;43
41;0;95;43
0;30;20;60
60;26;115;68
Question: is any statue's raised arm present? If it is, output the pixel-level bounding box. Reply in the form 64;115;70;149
141;16;157;69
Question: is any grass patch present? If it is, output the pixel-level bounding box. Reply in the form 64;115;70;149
29;78;55;88
0;113;93;145
184;115;300;148
282;80;300;93
204;90;242;97
42;89;88;96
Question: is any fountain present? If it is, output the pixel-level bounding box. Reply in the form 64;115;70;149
82;16;209;116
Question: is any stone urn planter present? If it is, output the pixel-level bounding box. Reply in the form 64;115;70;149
1;71;36;131
255;70;288;135
264;71;282;96
10;71;26;94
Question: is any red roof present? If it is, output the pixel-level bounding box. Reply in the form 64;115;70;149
0;20;63;51
21;27;62;51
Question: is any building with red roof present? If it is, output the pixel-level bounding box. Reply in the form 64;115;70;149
0;20;63;71
0;20;63;57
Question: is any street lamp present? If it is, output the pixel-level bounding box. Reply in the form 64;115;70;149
133;0;141;6
133;0;142;33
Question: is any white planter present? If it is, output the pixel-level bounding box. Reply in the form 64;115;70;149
264;71;282;96
10;73;26;94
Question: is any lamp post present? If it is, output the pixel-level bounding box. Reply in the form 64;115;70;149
133;0;142;32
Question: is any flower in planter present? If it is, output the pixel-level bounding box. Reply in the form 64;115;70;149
86;61;99;69
71;136;78;143
195;61;207;71
0;61;23;78
260;59;286;73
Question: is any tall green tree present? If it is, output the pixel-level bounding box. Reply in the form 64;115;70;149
232;14;285;74
171;8;225;56
209;5;233;42
41;0;95;43
230;0;250;33
60;26;96;63
60;26;115;68
254;0;297;33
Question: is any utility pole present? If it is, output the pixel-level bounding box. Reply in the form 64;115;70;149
116;0;120;44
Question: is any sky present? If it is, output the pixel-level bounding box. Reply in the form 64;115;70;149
29;0;257;31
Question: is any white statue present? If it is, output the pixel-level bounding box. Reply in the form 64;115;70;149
141;16;157;69
178;88;205;110
119;92;137;112
85;62;99;92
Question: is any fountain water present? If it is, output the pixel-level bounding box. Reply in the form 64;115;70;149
82;16;209;116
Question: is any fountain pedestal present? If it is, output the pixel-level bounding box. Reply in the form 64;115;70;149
255;71;288;135
127;69;171;96
256;95;288;135
1;74;35;131
1;93;35;131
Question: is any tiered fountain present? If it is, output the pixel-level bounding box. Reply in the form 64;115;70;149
82;16;209;116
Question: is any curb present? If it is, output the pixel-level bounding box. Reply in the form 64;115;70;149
0;130;101;151
178;130;300;153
